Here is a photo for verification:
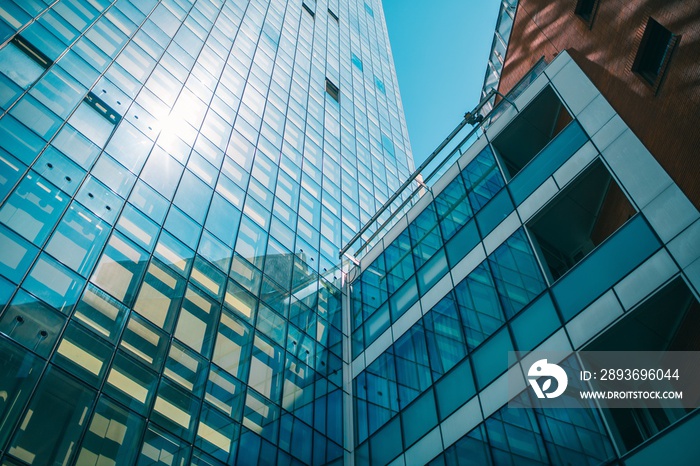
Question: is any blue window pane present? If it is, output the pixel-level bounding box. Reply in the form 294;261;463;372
68;100;116;147
409;204;439;248
23;253;85;313
386;232;415;293
104;351;156;415
434;357;476;420
435;175;472;241
369;416;402;466
488;229;546;318
510;292;560;351
381;132;394;157
465;145;504;211
164;205;201;250
74;175;123;224
431;425;492;466
73;283;128;344
133;258;187;332
401;388;437;448
364;301;390;346
455;263;505;350
205;193;241;248
351;53;363;71
21;22;67;60
0;224;38;283
361;352;399;439
0;289;66;357
445;218;480;267
174;170;213;224
76;396;146;465
472;327;513;389
105;121;153;173
9;94;63;140
425;293;467;378
0;149;26;201
475;188;514;237
553;215;661;321
196;403;238;462
129;180;169;223
509;121;587;205
394;325;431;408
198;230;232;272
116;203;160;251
8;366;96;465
0;72;23;109
0;275;14;308
0;336;44;449
417;248;448;294
90;231;150;307
33;146;87;196
51;123;101;169
486;404;549;464
154;229;195;277
536;403;615;465
0;114;46;165
91;153;136;197
0;42;45;88
359;253;387;317
151;378;199;442
52;321;112;387
56;49;100;89
138;424;191;465
29;66;86;118
389;276;418;322
45;202;110;276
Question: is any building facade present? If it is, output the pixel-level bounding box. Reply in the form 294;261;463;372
346;51;700;466
495;0;700;210
0;0;413;464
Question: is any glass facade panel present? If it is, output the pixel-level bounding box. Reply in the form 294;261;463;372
0;337;43;449
553;215;661;321
8;366;96;465
1;1;694;465
75;396;146;466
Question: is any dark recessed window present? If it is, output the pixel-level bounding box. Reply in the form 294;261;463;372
574;0;599;26
632;18;679;92
328;8;339;22
11;35;52;69
0;35;52;89
84;92;121;124
302;0;315;17
325;78;339;102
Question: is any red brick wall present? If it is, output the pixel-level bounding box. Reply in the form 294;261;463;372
498;0;700;209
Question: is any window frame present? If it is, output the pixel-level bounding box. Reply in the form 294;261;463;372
632;17;680;94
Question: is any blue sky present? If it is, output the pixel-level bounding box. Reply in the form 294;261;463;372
383;0;501;165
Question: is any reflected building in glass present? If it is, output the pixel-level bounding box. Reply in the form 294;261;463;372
0;0;413;464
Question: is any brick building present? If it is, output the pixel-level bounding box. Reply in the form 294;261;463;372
497;0;700;209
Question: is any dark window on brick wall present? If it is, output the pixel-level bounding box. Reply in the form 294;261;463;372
574;0;600;27
632;18;679;93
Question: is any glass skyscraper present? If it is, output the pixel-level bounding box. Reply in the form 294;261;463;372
0;0;413;464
